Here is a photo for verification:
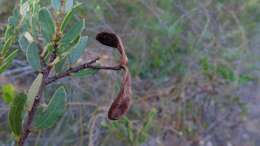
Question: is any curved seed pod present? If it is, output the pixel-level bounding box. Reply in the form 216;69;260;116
96;32;128;65
108;66;132;120
96;31;132;120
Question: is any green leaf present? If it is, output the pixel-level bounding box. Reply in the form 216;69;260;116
1;37;14;56
0;49;18;74
28;0;40;15
38;8;55;41
26;42;41;71
216;65;235;81
72;69;98;77
60;3;81;32
1;84;16;105
54;58;69;73
68;36;88;64
18;34;29;53
200;57;209;72
239;74;254;85
60;19;84;44
8;93;27;137
138;108;157;144
6;8;20;29
4;24;15;40
59;35;80;56
143;108;157;130
43;43;54;61
34;87;66;129
138;132;149;144
26;73;43;111
61;9;74;32
51;0;61;11
123;118;134;143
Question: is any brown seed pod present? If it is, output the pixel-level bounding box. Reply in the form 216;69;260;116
108;67;132;120
96;31;131;120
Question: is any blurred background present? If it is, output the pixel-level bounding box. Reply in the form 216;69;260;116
0;0;260;146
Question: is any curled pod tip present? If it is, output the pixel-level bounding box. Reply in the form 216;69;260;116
96;32;119;48
96;31;128;65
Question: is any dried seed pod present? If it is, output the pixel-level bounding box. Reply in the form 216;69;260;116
96;32;132;120
108;67;132;120
96;32;128;65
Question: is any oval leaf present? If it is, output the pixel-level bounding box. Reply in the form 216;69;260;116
18;34;29;53
60;19;84;44
61;8;74;32
39;8;55;41
26;42;41;71
60;35;80;56
8;93;27;137
26;73;43;111
34;87;66;129
61;3;81;32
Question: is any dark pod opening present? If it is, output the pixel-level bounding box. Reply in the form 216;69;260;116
96;32;119;48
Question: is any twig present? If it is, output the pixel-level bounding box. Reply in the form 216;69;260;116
18;67;51;146
18;24;60;145
18;30;127;145
45;57;123;85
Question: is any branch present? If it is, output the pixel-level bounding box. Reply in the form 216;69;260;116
18;31;59;146
18;31;129;145
18;93;41;145
18;68;51;146
45;57;123;85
